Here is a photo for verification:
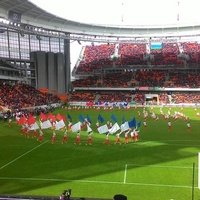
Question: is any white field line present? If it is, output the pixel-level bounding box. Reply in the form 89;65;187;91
0;176;197;189
122;163;197;189
124;164;127;183
126;164;195;169
0;140;48;170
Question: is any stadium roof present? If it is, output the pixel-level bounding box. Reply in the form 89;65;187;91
1;0;200;42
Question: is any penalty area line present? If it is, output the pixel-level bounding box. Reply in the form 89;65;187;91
0;140;48;170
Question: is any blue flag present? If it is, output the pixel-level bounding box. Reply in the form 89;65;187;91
98;114;104;123
119;103;124;108
137;120;142;129
67;114;72;121
111;114;117;123
113;103;117;108
79;114;85;122
128;117;136;128
87;115;92;124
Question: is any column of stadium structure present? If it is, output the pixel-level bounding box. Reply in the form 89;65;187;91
56;52;65;94
47;52;57;93
64;38;71;93
30;51;48;90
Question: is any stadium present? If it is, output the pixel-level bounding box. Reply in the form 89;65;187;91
0;0;200;200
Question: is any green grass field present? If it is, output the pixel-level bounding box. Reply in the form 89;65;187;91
0;106;200;200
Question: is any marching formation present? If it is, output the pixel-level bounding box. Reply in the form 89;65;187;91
7;105;197;146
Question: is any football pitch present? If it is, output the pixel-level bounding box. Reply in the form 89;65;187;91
0;106;200;200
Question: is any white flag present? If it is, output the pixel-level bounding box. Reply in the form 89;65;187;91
97;124;109;134
41;120;52;129
120;122;130;132
30;122;40;130
86;124;92;133
109;122;120;134
71;122;82;132
55;119;66;130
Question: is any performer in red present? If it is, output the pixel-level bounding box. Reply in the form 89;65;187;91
52;131;56;144
135;129;140;141
143;120;147;130
187;122;191;132
124;130;130;144
38;129;44;142
74;131;81;145
86;131;93;145
8;118;12;127
104;133;110;146
20;124;26;135
114;133;121;145
68;121;72;131
96;121;100;130
130;129;135;142
26;127;30;138
62;129;68;144
32;129;38;138
168;120;172;131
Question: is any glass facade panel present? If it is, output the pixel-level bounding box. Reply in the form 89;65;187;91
0;30;9;58
20;34;30;59
50;37;60;53
40;36;50;52
9;31;20;59
30;34;40;52
0;30;63;59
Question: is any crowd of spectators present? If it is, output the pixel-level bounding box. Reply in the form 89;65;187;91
68;90;200;105
97;92;132;102
151;43;184;66
72;70;200;88
181;42;200;66
74;42;200;74
134;70;165;87
116;43;147;66
171;92;200;104
1;82;200;109
102;71;133;87
72;76;99;87
167;72;200;88
0;82;61;110
77;44;115;73
70;92;96;102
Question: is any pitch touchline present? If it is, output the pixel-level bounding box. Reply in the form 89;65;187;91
0;176;196;189
0;141;48;170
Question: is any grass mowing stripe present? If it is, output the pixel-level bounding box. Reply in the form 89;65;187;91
0;176;196;189
0;140;48;170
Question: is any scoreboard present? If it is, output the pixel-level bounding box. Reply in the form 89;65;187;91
8;10;21;23
151;43;162;50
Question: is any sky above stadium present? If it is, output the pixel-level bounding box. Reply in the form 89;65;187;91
30;0;200;26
